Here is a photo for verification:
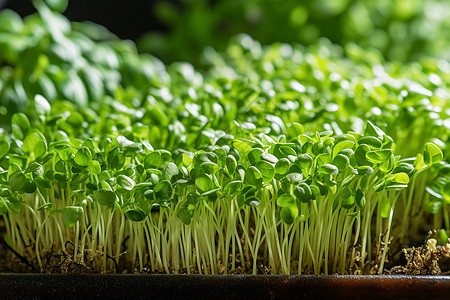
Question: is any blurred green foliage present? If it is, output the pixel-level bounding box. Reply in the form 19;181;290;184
139;0;450;64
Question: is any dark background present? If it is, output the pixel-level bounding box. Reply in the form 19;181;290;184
0;0;166;40
1;0;448;64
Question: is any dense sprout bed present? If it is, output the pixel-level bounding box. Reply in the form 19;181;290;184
0;1;449;274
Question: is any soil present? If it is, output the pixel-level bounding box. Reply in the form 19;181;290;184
2;236;450;275
388;239;450;275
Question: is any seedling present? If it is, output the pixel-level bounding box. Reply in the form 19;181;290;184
0;2;449;275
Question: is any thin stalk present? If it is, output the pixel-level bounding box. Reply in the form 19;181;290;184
378;192;397;274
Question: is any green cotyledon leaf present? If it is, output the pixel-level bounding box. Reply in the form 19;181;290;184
423;142;443;166
9;171;27;192
256;160;275;182
244;166;263;187
62;206;83;228
125;208;146;222
366;149;393;164
23;132;47;158
280;205;298;224
74;147;92;167
97;189;117;206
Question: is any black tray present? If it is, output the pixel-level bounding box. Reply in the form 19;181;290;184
1;274;450;299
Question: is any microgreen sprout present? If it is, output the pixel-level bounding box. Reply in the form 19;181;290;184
0;2;449;275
